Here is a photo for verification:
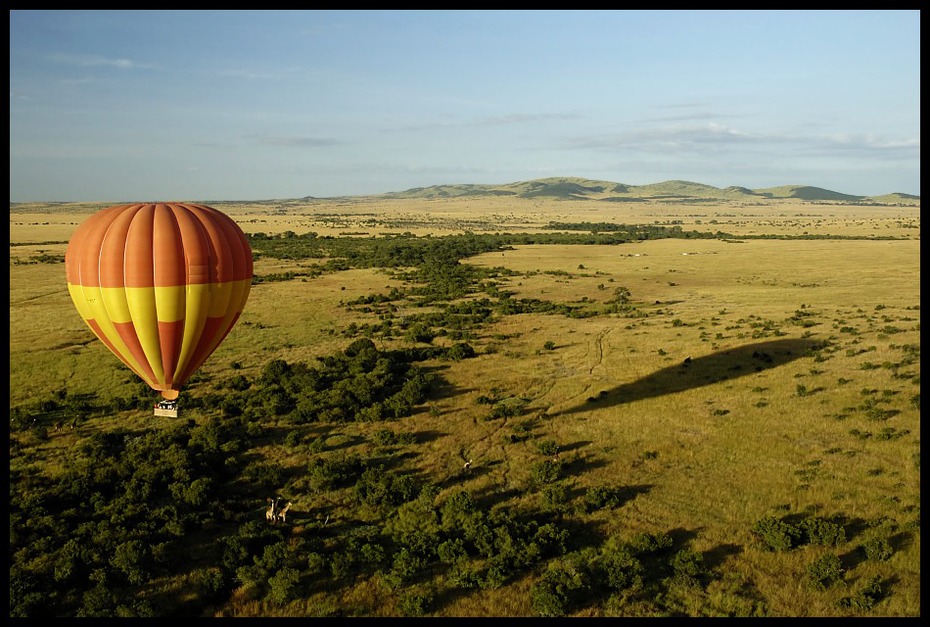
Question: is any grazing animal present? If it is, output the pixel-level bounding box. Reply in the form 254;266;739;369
463;459;473;474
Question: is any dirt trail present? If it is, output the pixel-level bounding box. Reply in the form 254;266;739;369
589;327;610;376
11;288;69;305
537;325;613;415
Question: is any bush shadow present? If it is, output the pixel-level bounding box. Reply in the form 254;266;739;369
702;542;743;570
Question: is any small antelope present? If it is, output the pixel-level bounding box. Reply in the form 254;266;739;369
463;459;473;474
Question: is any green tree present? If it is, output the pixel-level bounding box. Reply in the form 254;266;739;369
267;567;301;606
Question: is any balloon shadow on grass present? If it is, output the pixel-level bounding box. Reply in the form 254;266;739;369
557;338;826;415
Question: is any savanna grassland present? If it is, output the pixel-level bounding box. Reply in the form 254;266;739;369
9;185;920;618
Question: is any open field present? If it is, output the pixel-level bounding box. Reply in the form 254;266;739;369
10;194;921;241
9;195;920;617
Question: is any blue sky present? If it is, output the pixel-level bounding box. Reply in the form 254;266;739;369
10;10;920;202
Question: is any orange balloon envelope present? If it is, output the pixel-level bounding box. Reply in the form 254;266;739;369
65;203;253;400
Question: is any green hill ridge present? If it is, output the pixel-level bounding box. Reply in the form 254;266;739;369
377;177;917;204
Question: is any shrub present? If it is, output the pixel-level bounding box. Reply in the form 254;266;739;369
437;538;468;565
536;439;560;456
801;517;846;546
806;552;844;590
306;552;327;576
283;430;302;447
446;342;476;361
751;516;803;551
530;459;562;484
389;547;429;587
344;338;377;357
267;567;301;606
406;323;434;344
354;466;419;507
837;575;884;611
533;524;570;558
398;586;434;617
669;549;705;585
628;532;673;555
599;546;643;592
530;561;590;617
860;536;893;562
582;486;625;512
227;374;251;391
372;429;398;446
540;483;569;511
487;397;527;419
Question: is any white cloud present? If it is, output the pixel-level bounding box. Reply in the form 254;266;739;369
559;122;918;162
48;53;157;70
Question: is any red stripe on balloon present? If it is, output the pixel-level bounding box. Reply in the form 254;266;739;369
86;317;159;385
186;205;246;283
112;320;160;385
173;314;238;386
158;319;185;389
150;205;187;289
86;318;141;378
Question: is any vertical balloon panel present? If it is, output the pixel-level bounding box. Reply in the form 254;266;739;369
65;203;253;400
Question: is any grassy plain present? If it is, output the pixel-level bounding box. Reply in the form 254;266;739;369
9;195;920;617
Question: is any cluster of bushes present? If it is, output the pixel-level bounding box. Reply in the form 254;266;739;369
10;348;909;618
228;485;714;617
10;338;467;617
543;222;905;242
343;291;613;348
192;338;475;424
529;532;707;617
751;513;895;607
544;222;726;240
9;366;713;619
251;229;655;349
750;514;847;552
10;417;251;617
10;379;156;434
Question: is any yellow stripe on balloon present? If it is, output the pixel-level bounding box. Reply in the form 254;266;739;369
99;283;134;324
67;282;156;383
173;282;211;381
201;279;251;358
154;284;187;323
207;282;234;317
174;278;251;385
125;286;165;384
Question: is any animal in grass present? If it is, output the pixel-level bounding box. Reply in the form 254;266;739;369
265;497;280;524
276;501;293;524
458;448;474;475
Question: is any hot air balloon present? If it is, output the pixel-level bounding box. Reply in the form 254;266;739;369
65;203;253;413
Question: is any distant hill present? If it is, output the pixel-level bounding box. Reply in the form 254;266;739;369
868;192;921;203
751;185;862;202
377;177;918;205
